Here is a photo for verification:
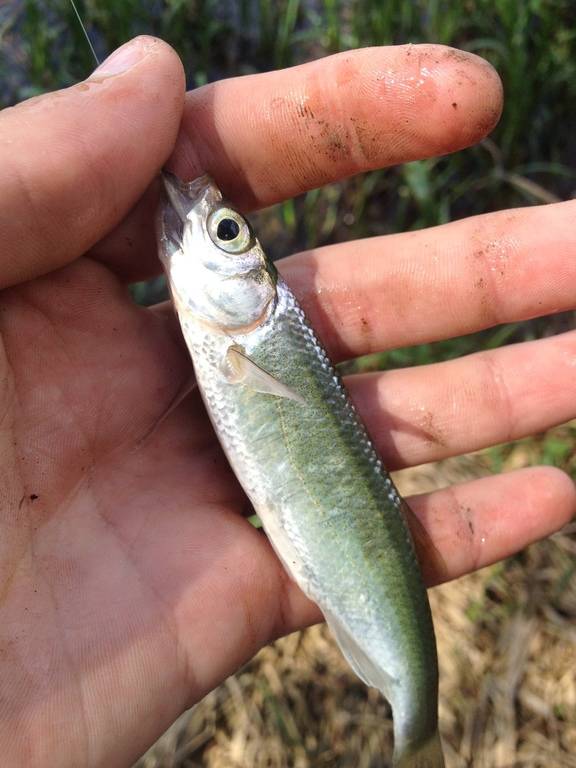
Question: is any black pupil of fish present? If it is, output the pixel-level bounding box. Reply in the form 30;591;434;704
217;218;240;241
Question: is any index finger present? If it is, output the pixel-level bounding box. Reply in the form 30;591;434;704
95;44;503;278
175;44;502;207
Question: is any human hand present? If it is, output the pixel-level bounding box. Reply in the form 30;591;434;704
0;36;574;767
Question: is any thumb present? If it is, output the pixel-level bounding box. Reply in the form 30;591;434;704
0;36;184;289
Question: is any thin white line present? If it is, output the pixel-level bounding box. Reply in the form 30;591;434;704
69;0;100;66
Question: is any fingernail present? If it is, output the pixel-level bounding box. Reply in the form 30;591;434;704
90;37;149;78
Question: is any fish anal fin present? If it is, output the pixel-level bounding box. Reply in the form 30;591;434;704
400;498;448;587
323;608;396;701
222;344;305;404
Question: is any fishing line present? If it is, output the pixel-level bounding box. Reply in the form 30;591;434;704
69;0;100;67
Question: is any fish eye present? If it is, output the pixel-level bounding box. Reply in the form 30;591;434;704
208;208;252;254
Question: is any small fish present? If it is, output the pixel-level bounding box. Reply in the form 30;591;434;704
157;172;446;768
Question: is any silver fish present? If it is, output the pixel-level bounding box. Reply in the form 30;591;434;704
156;172;445;768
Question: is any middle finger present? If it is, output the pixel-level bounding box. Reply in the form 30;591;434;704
281;199;576;360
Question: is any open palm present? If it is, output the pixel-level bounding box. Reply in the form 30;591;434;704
1;38;574;767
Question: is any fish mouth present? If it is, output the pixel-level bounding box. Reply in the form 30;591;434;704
157;171;224;263
161;171;221;223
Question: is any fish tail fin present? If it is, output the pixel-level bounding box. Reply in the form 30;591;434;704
394;730;445;768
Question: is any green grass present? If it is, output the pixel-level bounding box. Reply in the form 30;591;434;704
2;0;574;477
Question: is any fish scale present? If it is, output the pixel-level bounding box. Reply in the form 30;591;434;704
157;172;445;768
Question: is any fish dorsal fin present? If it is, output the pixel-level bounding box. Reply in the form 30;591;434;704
399;498;448;587
323;608;396;701
222;344;305;404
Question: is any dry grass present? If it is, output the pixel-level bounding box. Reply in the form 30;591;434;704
136;438;576;768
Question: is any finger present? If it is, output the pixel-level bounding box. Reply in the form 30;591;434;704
280;199;576;361
0;36;184;289
407;467;576;587
346;330;576;470
93;43;502;279
175;44;502;206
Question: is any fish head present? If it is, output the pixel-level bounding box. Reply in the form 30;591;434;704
157;172;277;332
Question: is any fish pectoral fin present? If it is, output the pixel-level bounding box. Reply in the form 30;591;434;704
222;344;305;404
323;608;396;701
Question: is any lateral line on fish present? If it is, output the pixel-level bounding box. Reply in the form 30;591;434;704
275;394;326;521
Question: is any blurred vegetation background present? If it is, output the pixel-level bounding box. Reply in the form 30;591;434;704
1;1;575;765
